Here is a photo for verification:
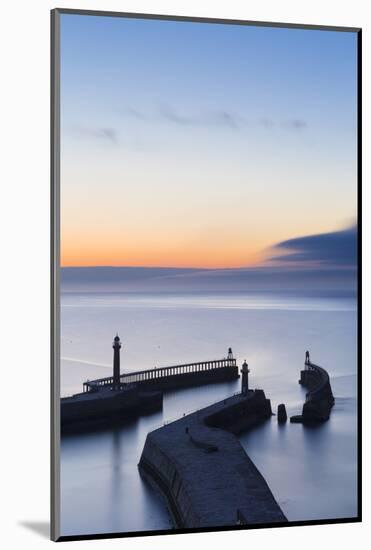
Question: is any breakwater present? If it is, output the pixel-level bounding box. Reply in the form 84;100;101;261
139;391;287;529
61;339;239;432
61;387;163;432
291;355;335;423
84;357;239;393
134;365;239;391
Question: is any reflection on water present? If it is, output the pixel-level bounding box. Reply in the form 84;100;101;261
60;292;357;536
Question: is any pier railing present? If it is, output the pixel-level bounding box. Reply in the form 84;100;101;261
83;357;237;392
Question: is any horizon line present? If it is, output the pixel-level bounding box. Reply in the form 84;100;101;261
60;264;249;270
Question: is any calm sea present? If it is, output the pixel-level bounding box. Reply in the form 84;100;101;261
60;291;357;536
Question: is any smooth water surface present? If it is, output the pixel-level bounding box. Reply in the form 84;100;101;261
60;291;357;536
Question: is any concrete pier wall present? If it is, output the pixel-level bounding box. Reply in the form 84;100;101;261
291;363;335;423
135;365;239;392
139;392;287;529
62;366;239;432
205;389;272;434
61;388;163;432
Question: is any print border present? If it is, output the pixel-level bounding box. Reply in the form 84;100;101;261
50;8;362;542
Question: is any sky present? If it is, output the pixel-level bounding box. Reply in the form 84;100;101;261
60;14;358;269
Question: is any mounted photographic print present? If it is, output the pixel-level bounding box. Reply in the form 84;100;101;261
51;9;361;541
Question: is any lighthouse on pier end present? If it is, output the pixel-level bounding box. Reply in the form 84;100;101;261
113;334;122;390
241;360;250;395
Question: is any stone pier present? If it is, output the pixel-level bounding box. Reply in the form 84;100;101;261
291;353;335;424
139;390;287;529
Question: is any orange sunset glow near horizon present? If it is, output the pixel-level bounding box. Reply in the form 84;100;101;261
60;17;357;270
60;216;354;269
60;241;266;269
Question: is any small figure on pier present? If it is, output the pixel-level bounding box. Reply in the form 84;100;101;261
241;360;250;395
112;334;122;390
227;347;234;361
305;350;310;368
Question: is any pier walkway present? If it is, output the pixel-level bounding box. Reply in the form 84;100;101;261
139;391;287;528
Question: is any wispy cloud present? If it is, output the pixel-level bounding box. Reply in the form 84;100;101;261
125;107;147;120
122;105;307;132
71;126;119;145
158;107;242;129
68;110;307;150
259;117;275;128
282;119;307;131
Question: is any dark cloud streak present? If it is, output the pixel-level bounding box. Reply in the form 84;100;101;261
270;225;357;267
